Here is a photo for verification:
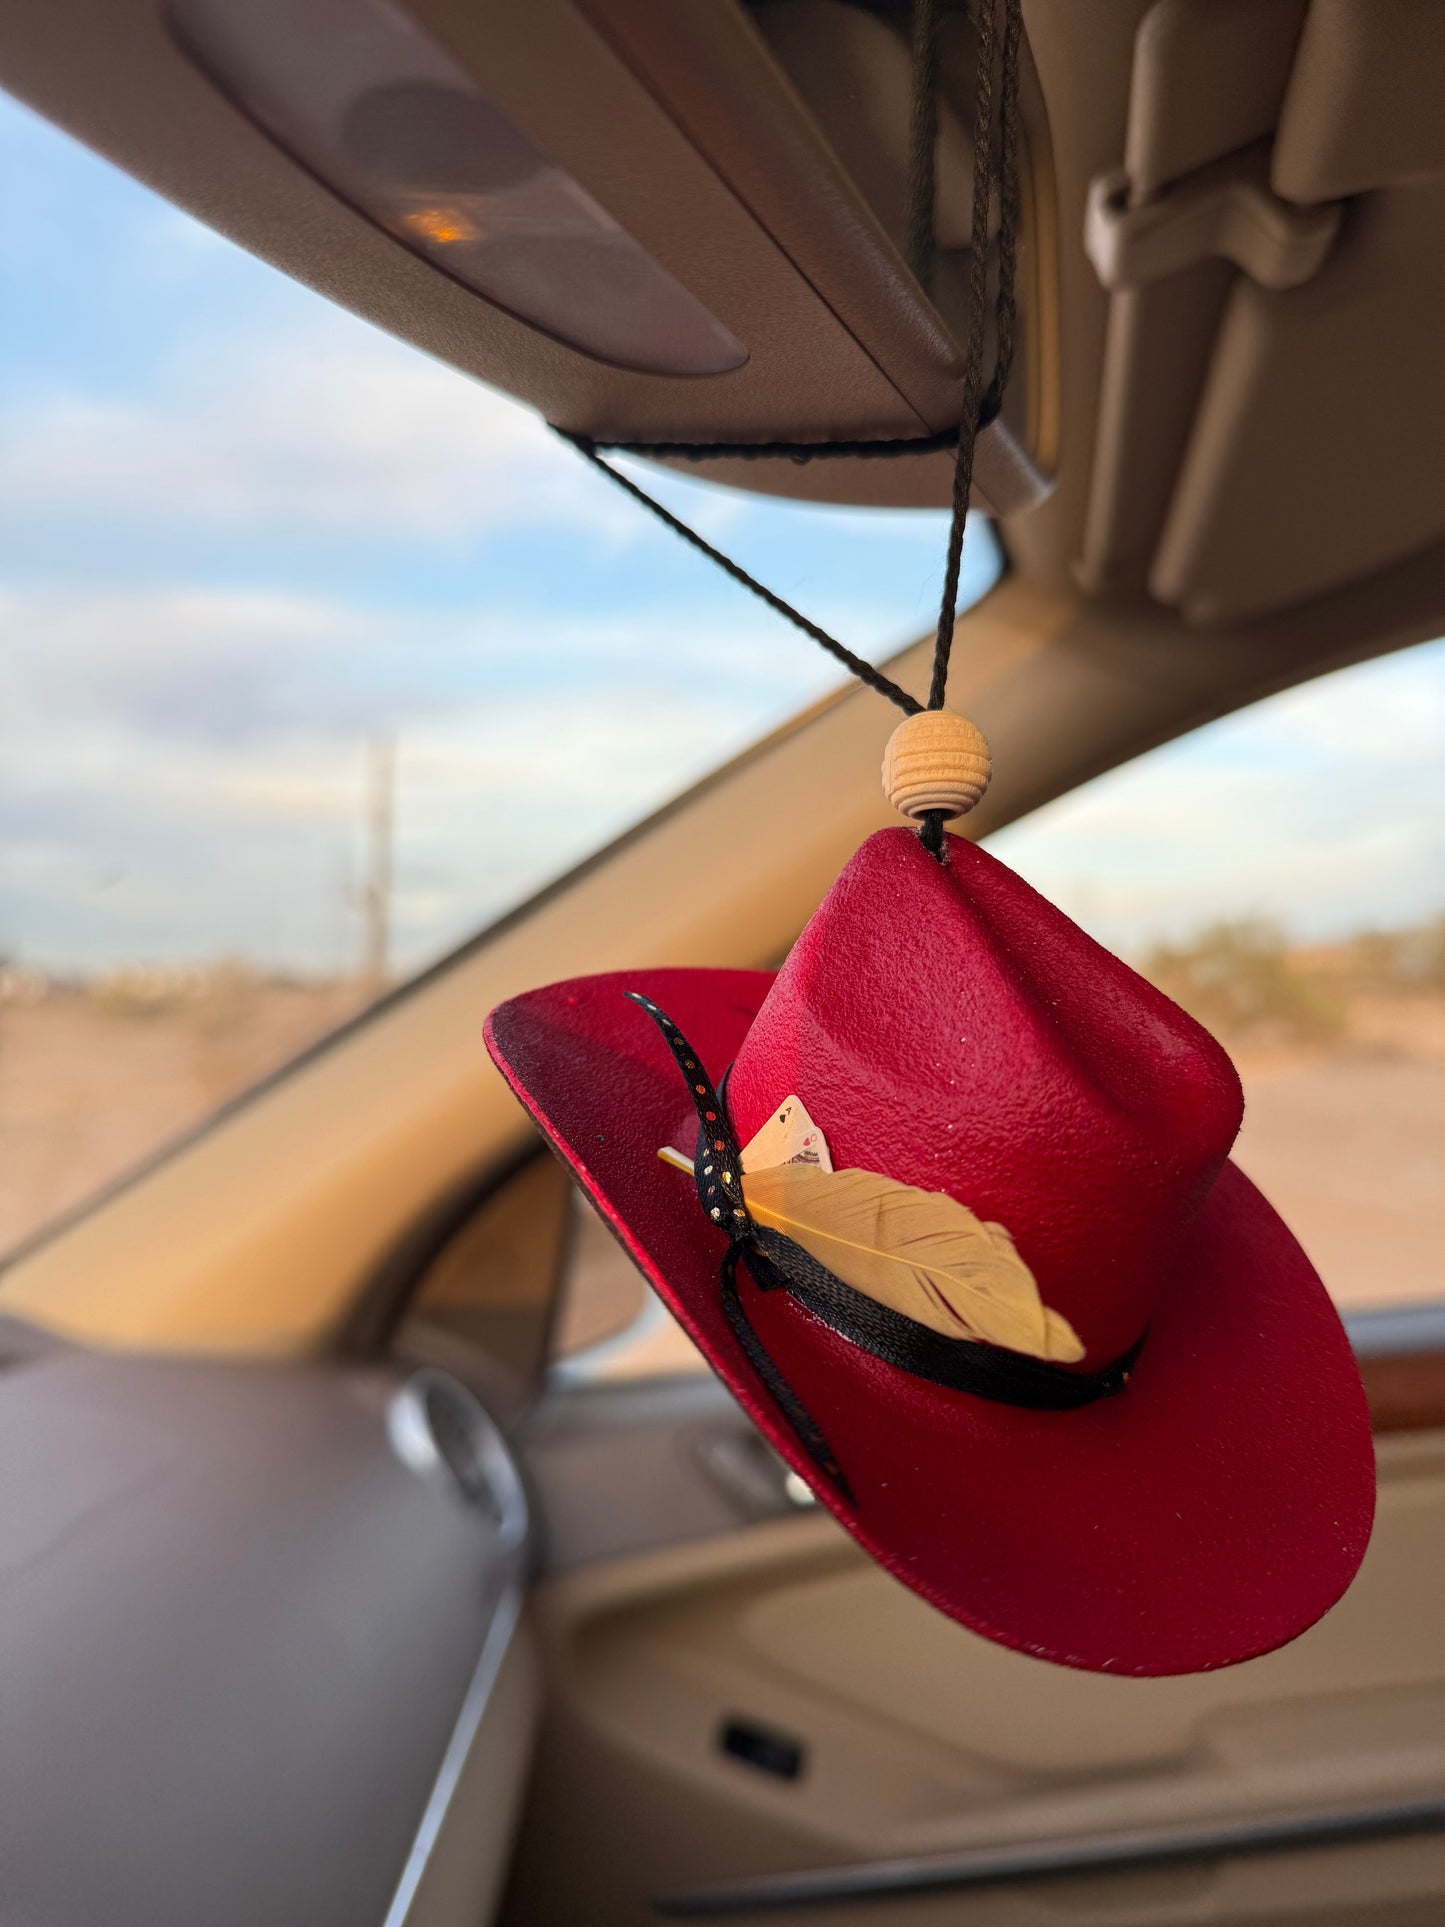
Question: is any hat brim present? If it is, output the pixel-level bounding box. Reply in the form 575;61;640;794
487;967;1375;1676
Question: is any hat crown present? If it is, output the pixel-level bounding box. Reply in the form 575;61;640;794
728;830;1244;1368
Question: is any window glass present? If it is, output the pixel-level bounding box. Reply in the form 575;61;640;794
992;641;1445;1317
554;639;1445;1380
0;91;998;1256
550;1194;704;1382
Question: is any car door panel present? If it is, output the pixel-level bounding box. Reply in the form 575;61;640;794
503;1384;1445;1926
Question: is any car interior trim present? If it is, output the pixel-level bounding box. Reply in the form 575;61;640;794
654;1791;1445;1917
1345;1303;1445;1361
382;1582;528;1927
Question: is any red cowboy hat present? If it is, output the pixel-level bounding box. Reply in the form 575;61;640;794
486;829;1374;1675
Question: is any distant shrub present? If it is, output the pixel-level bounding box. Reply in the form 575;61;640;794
85;960;261;1023
1336;916;1445;992
1144;920;1347;1047
87;967;197;1019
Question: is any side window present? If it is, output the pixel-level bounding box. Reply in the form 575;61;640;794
990;640;1445;1318
551;639;1445;1380
552;1194;703;1382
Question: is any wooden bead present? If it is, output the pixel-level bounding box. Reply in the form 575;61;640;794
881;709;991;821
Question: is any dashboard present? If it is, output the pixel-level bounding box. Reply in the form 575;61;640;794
0;1332;534;1927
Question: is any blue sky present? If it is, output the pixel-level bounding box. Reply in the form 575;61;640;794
2;86;1442;977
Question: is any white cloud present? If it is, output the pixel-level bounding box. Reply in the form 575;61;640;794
7;570;1438;977
0;316;636;543
0;583;359;756
0;575;850;743
0;578;849;972
0;87;988;981
1236;649;1445;762
989;643;1445;953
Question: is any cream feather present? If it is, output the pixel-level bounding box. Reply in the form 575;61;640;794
741;1163;1084;1363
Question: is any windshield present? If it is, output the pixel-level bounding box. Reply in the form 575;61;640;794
0;90;1000;1256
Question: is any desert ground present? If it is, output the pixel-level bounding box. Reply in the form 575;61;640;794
0;969;370;1254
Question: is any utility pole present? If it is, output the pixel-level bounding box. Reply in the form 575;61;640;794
361;732;396;996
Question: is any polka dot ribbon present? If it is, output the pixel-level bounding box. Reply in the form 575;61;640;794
626;991;852;1500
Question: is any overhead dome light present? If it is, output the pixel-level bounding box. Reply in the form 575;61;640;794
172;0;749;378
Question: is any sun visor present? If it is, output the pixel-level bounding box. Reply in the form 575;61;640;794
0;0;1055;513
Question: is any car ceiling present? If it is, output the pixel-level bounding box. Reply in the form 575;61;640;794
2;0;1444;634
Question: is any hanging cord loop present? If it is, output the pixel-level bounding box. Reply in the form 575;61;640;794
914;0;1013;854
560;435;924;717
556;0;1023;847
906;0;942;292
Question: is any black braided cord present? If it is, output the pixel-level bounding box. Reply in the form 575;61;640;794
563;422;970;467
926;0;999;716
561;435;923;719
626;990;855;1498
906;0;941;291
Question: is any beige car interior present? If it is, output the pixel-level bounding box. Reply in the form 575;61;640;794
2;1;1444;1923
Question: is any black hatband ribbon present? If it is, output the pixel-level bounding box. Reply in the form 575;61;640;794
627;993;1144;1502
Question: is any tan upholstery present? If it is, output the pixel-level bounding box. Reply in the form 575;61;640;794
1153;183;1445;623
1275;0;1445;202
1081;0;1445;623
1126;0;1308;199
